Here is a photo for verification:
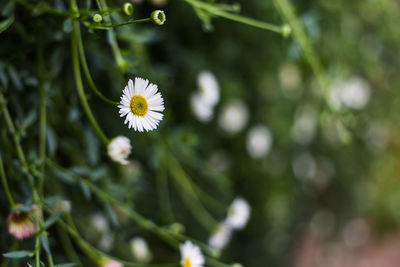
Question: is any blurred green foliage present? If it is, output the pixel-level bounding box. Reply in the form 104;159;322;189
1;0;400;266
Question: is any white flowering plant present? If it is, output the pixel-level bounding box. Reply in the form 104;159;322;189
1;0;400;267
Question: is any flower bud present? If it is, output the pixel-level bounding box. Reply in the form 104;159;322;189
93;14;102;23
123;2;134;16
151;10;166;26
281;24;291;38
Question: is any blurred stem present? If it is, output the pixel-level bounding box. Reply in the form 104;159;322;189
53;213;179;267
71;20;110;145
0;94;54;267
37;42;46;199
96;0;127;72
75;22;119;106
86;18;151;29
272;0;328;93
0;152;15;207
185;0;285;35
165;149;218;231
157;156;174;222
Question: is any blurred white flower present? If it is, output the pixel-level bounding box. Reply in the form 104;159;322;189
279;62;302;99
340;77;371;109
328;77;371;110
51;200;72;213
292;152;317;180
102;259;123;267
226;198;250;230
343;218;370;248
107;136;132;165
246;125;273;159
291;105;317;145
130;237;152;262
218;99;249;134
99;232;114;252
118;78;164;132
197;71;220;107
191;93;213;122
180;241;204;267
208;223;232;250
90;213;109;233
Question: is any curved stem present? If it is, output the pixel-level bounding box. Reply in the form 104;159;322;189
75;23;119;106
71;21;110;145
185;0;284;34
87;18;151;29
0;152;15;207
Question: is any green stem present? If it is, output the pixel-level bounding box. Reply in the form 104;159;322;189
272;0;328;93
185;0;285;34
75;21;119;105
37;43;46;199
71;21;110;145
166;150;218;231
96;0;127;72
87;18;151;29
0;152;15;207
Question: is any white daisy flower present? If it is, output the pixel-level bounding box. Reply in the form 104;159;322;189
107;136;132;165
197;71;220;107
180;241;204;267
226;198;250;230
218;99;249;134
118;78;164;132
191;93;214;122
130;237;152;262
246;125;273;159
339;77;371;110
208;223;232;250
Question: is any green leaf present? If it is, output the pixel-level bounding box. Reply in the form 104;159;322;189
40;235;51;255
44;211;65;229
3;250;32;259
0;15;14;34
63;18;73;33
54;263;77;267
12;205;32;212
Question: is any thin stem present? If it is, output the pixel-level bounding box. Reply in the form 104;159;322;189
75;21;119;106
71;21;110;145
157;154;174;222
185;0;284;34
37;43;46;199
0;152;15;207
87;18;151;29
272;0;328;93
166;150;218;231
13;0;72;16
96;0;127;72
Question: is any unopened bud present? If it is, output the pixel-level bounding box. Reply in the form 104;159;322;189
93;14;102;23
123;2;134;16
281;24;291;38
151;10;166;26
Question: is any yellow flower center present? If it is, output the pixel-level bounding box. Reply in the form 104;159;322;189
130;95;148;116
183;258;191;267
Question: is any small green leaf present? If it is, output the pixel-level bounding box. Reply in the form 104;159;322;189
3;250;32;258
63;18;73;33
44;211;65;229
12;205;32;212
0;15;14;34
54;263;77;267
40;235;51;255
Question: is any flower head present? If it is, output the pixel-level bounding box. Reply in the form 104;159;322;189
118;78;164;132
191;93;214;122
246;125;273;159
208;223;232;250
180;241;204;267
218;99;248;134
151;10;166;25
197;71;219;107
130;237;152;262
8;205;40;240
108;136;132;165
226;198;250;230
102;259;123;267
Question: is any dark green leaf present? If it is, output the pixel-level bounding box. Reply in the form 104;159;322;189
54;263;77;267
40;235;51;255
0;16;14;34
44;211;65;229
